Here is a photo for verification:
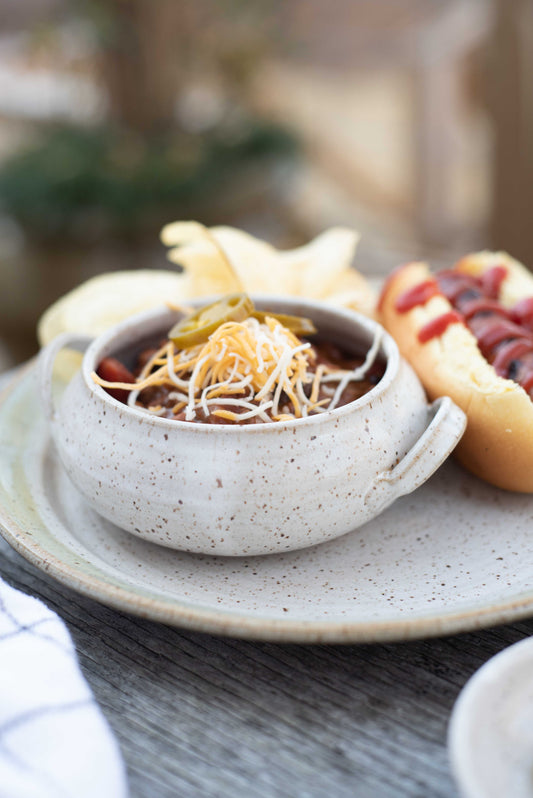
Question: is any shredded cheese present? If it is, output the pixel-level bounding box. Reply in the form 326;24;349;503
91;316;382;422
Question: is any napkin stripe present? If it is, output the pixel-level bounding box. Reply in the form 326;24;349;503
0;698;94;739
0;593;52;630
0;618;65;644
0;594;73;654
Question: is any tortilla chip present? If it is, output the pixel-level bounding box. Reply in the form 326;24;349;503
38;269;190;346
162;221;375;314
38;222;377;365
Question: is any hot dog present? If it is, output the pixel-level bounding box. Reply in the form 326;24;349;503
378;251;533;492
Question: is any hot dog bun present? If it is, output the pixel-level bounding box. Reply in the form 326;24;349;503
379;257;533;492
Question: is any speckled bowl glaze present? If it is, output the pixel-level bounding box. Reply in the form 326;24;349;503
39;297;466;556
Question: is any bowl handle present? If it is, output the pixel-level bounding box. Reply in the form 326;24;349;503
38;333;93;422
364;396;466;514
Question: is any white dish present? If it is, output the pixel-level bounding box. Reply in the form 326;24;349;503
1;364;533;642
449;636;533;798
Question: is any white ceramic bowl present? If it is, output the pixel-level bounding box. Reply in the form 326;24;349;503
39;296;466;556
449;636;533;798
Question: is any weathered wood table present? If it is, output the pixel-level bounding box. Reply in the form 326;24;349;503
0;367;530;798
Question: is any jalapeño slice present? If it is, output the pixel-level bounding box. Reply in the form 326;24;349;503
252;311;317;336
168;293;254;348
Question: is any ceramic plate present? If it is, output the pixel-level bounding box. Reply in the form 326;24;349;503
1;365;533;643
449;636;533;798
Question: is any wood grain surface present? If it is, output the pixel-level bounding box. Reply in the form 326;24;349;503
1;367;530;797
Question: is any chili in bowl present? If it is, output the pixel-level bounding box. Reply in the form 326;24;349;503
94;293;386;425
39;295;466;556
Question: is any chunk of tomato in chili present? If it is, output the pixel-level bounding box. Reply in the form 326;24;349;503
96;357;135;403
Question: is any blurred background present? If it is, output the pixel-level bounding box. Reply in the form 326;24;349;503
0;0;530;368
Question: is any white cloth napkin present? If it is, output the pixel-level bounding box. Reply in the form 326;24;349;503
0;577;128;798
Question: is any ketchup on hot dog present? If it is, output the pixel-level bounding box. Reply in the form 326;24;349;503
394;265;533;397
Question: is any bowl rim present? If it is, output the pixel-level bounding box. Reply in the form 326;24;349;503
80;295;401;432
